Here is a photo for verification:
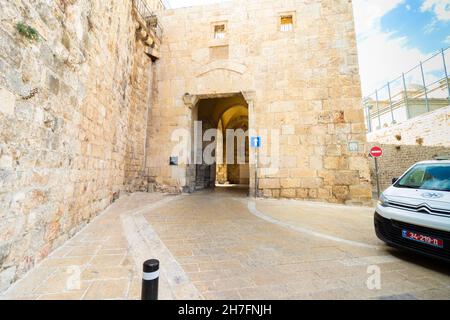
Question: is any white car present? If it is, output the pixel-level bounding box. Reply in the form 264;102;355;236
375;159;450;262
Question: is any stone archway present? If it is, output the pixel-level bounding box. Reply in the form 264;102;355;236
215;105;249;185
182;91;256;194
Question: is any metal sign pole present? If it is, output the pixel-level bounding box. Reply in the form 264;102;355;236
251;136;261;198
374;157;381;199
255;148;258;198
370;146;383;200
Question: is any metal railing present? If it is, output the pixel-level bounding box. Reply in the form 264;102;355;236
159;0;170;9
364;47;450;133
133;0;165;42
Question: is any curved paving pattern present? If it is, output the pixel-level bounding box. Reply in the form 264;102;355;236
2;189;449;300
143;188;450;300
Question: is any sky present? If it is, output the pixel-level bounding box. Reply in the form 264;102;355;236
167;0;450;96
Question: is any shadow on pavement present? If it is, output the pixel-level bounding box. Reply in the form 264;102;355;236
386;246;450;275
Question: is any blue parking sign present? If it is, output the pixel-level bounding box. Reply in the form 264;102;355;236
251;136;261;148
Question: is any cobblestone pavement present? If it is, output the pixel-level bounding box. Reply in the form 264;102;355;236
1;193;168;300
2;187;449;300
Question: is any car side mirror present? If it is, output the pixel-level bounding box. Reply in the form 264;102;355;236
392;178;398;184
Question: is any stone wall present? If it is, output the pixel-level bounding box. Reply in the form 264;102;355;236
0;0;154;291
147;0;372;205
125;40;155;192
367;143;450;193
367;106;450;147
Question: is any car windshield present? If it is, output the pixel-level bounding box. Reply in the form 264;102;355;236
396;163;450;192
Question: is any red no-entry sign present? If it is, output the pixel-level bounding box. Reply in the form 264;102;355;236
370;146;383;158
370;146;383;199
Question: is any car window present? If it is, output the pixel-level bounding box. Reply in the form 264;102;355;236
402;167;425;187
396;164;450;192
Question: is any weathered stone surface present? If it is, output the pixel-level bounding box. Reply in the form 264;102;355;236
0;0;375;293
367;106;450;147
332;171;360;186
324;156;348;170
0;87;15;116
332;186;350;201
0;154;13;169
280;188;296;199
0;0;158;291
349;185;373;198
280;178;301;189
147;0;372;205
0;267;16;292
259;179;280;189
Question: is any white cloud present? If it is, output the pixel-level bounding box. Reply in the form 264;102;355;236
421;0;450;22
353;0;430;95
445;35;450;44
353;0;405;40
423;18;437;33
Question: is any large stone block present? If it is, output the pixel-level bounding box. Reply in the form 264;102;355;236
259;178;280;189
296;188;308;198
271;189;281;198
344;109;365;123
280;188;296;198
348;156;369;172
0;154;13;169
0;266;16;292
0;87;15;116
318;187;332;199
349;185;372;198
300;177;322;189
324;156;348;170
289;168;317;178
332;171;360;186
332;185;350;201
308;189;318;199
280;178;301;188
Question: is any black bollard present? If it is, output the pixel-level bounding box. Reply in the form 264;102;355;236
141;259;159;300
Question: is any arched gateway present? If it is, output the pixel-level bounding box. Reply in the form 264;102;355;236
146;0;373;205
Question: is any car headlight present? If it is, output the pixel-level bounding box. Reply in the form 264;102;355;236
378;193;390;207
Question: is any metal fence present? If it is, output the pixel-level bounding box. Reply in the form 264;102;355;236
364;47;450;133
132;0;165;41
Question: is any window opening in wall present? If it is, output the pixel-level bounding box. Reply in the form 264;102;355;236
214;24;226;39
280;15;293;32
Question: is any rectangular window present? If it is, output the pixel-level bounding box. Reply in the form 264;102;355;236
280;15;293;32
214;24;226;39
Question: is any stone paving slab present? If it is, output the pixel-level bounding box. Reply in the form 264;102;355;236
2;187;450;300
142;188;450;300
1;193;166;300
